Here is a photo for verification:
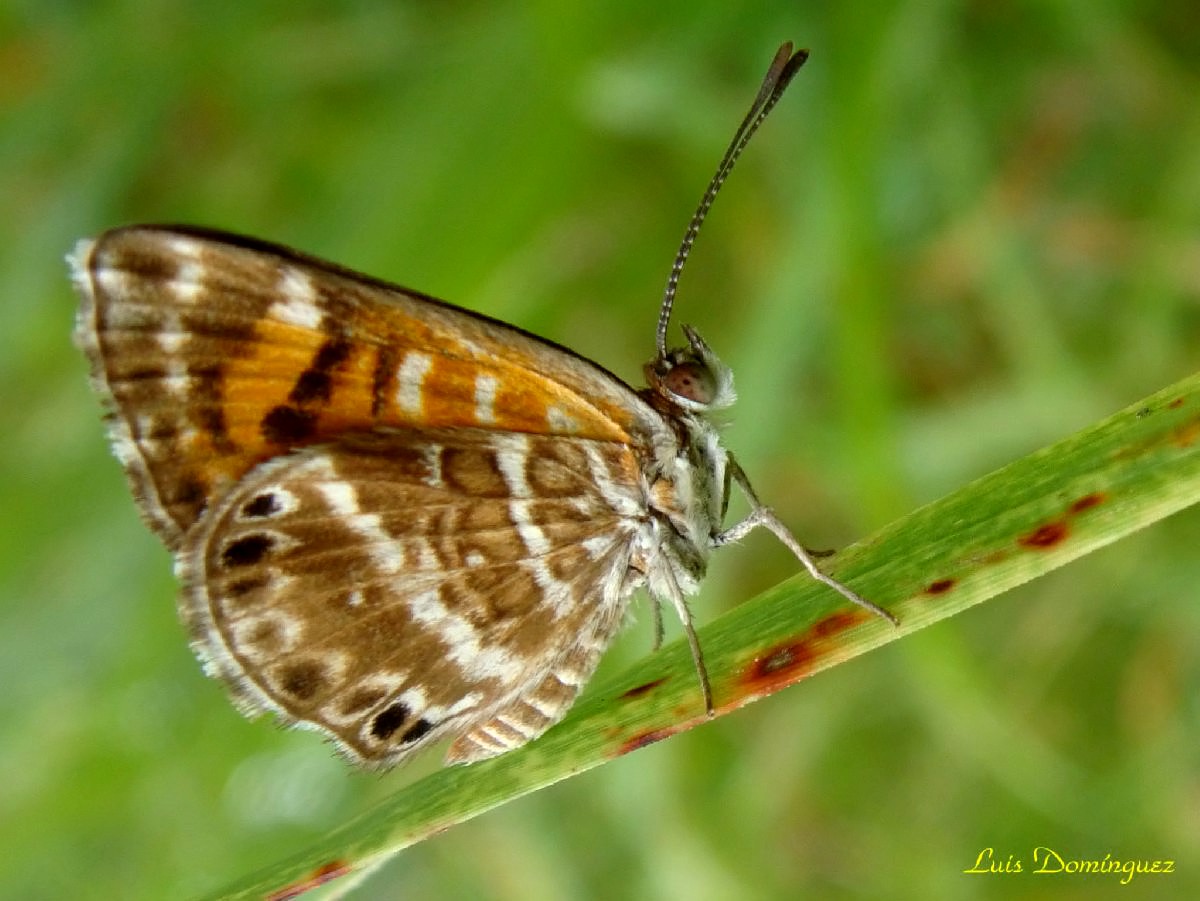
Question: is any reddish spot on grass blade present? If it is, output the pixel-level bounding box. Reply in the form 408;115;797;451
267;860;351;901
1018;521;1069;549
616;612;873;757
618;723;684;755
1068;492;1106;515
1168;397;1184;409
745;640;816;686
738;609;868;697
810;609;866;639
925;578;956;595
620;677;667;700
1173;419;1200;448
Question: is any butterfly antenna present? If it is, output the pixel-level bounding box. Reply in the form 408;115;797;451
655;42;809;359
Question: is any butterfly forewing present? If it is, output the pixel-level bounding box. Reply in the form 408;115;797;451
72;226;661;548
181;428;644;766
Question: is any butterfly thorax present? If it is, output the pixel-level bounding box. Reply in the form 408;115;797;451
635;325;737;597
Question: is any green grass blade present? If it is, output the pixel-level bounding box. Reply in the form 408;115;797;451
214;370;1200;900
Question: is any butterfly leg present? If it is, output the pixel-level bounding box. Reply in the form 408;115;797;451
716;455;899;626
655;563;714;715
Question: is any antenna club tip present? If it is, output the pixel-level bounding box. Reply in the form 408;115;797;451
774;42;810;63
785;47;811;76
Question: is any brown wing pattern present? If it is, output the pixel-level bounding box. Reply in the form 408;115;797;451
71;226;661;549
178;428;647;767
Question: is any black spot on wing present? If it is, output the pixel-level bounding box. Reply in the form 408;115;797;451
241;492;280;518
261;405;317;443
399;718;435;745
288;338;353;405
370;702;411;740
221;533;274;567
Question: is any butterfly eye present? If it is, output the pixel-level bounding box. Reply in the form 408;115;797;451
663;361;718;406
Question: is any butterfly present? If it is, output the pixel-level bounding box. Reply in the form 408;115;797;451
70;43;896;769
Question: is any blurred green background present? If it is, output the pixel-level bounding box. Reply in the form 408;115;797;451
2;2;1198;898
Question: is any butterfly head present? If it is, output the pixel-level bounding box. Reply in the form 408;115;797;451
645;324;736;414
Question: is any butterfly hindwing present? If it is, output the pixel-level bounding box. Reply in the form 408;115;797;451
178;427;645;766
